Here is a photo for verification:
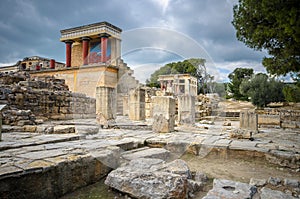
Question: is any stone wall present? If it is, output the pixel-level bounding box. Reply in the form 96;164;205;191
256;108;300;128
145;88;158;118
30;65;118;98
195;94;218;119
0;72;96;125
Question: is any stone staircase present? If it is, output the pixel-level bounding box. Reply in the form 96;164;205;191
117;59;141;115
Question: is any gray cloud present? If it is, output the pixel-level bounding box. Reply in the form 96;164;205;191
0;0;267;82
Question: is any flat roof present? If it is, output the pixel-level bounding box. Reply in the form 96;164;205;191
60;21;122;33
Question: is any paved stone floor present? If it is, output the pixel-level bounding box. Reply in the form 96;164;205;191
1;117;299;177
0;116;299;198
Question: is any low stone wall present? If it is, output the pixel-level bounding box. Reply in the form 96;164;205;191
256;108;300;128
0;72;96;125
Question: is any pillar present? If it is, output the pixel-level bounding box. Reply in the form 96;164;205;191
100;33;109;63
65;40;73;67
129;88;145;121
96;86;116;120
152;96;175;133
82;37;90;65
50;59;55;69
178;95;195;124
122;95;129;116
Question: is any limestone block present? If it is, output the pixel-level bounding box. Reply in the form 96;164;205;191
249;178;267;187
203;179;257;199
178;95;195;124
105;158;202;199
128;88;145;121
260;187;297;199
240;109;258;132
152;96;175;133
268;177;281;186
53;125;75;134
96;86;116;120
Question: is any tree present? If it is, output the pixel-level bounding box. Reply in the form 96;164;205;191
232;0;300;76
227;68;253;100
146;58;206;93
283;84;300;102
240;73;285;107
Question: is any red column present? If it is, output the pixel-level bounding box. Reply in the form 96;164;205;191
65;40;73;67
50;59;55;69
100;33;110;63
82;37;90;65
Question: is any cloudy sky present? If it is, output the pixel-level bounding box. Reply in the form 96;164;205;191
0;0;268;82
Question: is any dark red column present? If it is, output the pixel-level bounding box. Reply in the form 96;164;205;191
50;59;55;69
65;40;73;67
82;37;90;65
100;33;110;63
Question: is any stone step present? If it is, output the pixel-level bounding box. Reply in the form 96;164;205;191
121;147;170;163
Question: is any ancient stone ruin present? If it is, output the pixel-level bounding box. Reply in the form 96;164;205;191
0;21;299;199
0;71;95;126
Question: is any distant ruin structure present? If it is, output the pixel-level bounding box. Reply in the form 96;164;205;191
158;74;198;96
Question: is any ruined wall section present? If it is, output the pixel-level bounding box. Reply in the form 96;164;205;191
256;108;300;129
0;72;95;125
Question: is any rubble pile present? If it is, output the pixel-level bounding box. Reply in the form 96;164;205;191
195;93;219;119
0;72;96;126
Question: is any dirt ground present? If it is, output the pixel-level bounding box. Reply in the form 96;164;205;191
182;153;300;198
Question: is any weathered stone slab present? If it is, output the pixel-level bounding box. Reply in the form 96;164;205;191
17;149;67;160
121;147;170;161
260;187;297;199
268;176;281;186
229;140;257;150
203;179;257;199
249;178;267;187
105;158;188;199
214;139;232;148
0;166;23;179
201;136;221;146
53;125;75;134
89;146;121;169
75;125;99;135
283;178;299;188
105;158;203;199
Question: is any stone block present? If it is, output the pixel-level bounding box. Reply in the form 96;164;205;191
128;88;145;121
240;109;258;132
152;96;175;133
105;158;201;199
178;95;195;124
203;179;257;199
260;187;296;199
96;86;116;120
122;95;129;116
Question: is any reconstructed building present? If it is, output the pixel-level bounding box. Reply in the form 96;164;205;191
0;56;65;72
158;74;198;96
59;21;121;67
28;21;139;120
20;56;65;70
30;22;124;98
